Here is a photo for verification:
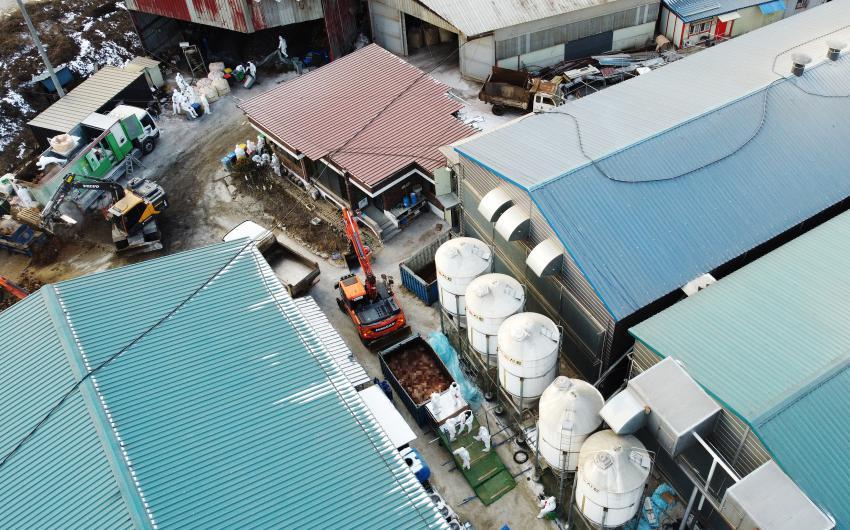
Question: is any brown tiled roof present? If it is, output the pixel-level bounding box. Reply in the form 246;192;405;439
241;44;473;189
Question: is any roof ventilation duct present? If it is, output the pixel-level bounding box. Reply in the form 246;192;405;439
495;206;530;241
791;53;812;76
526;239;563;277
478;188;513;222
827;40;846;61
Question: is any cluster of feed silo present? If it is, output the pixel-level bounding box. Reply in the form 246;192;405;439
434;236;651;528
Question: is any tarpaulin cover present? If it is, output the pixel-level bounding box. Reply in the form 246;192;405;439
428;332;483;410
759;0;785;14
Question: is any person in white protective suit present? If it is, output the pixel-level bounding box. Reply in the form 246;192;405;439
180;99;197;119
459;410;474;435
270;154;281;176
441;415;459;442
453;447;471;470
183;85;196;105
175;73;188;92
199;92;210;115
449;382;462;408
473;425;491;452
171;90;183;115
247;61;257;78
277;36;289;59
430;392;442;417
257;134;266;153
537;496;556;519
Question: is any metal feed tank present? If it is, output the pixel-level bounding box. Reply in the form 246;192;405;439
434;237;492;328
497;312;559;407
465;273;524;366
575;430;651;528
537;377;603;474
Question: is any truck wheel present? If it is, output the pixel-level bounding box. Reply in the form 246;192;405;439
336;298;346;313
492;105;505;116
142;138;156;154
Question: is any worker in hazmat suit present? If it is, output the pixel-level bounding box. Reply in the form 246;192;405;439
459;410;474;435
172;90;183;116
257;134;266;153
449;382;462;408
271;154;281;177
453;447;471;470
175;72;188;92
441;416;458;442
473;425;491;452
199;92;211;115
537;496;556;519
277;36;289;60
180;99;198;119
430;392;442;417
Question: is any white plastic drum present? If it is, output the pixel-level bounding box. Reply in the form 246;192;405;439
465;273;524;366
575;430;651;527
435;237;492;328
537;377;603;474
497;312;559;407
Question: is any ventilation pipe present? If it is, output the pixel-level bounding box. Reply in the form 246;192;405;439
827;40;846;61
791;53;812;76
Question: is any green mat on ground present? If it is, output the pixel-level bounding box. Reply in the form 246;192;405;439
439;418;517;506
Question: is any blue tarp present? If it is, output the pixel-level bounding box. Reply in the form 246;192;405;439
759;0;785;14
428;332;483;410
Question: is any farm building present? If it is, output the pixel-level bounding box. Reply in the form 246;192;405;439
241;44;475;241
628;208;850;528
369;0;660;81
125;0;363;64
27;65;150;146
443;2;850;391
660;0;790;48
0;240;446;528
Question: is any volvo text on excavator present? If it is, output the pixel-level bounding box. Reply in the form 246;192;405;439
41;174;168;253
337;208;410;349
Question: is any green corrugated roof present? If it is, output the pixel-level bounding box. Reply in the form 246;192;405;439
0;241;446;529
630;211;850;527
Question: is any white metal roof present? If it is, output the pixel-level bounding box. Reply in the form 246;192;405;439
421;0;610;36
358;385;418;449
454;1;850;189
28;66;144;136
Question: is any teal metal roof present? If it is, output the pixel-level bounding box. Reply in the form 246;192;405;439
0;241;446;529
630;211;850;527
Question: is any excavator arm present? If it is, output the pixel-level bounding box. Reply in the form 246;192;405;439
342;208;377;299
40;175;126;229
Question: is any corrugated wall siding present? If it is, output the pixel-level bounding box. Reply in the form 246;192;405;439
127;0;323;33
631;342;771;478
459;158;615;379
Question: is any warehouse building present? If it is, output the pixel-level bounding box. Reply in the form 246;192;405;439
0;241;446;528
27;65;151;146
369;0;660;81
126;0;363;64
628;209;850;528
444;2;850;389
241;44;474;241
659;0;786;48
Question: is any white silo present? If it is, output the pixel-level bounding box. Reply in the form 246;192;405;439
465;273;524;366
537;377;603;474
575;430;651;528
497;312;559;407
434;237;492;328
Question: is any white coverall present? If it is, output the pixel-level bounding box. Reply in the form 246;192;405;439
453;447;471;470
537;496;556;519
473;426;491;452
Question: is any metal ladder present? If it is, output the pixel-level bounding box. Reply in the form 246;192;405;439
180;43;207;81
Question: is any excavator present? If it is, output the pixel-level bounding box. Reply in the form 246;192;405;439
41;174;168;253
337;208;410;349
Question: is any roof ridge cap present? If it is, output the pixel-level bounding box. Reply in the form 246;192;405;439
42;285;153;529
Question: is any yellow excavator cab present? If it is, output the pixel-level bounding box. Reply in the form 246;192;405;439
340;275;367;302
109;192;144;217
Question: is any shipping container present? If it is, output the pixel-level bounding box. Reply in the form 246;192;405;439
399;233;449;306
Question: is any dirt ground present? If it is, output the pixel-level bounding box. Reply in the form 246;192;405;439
0;0;141;172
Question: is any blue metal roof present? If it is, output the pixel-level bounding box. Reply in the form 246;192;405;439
630;211;850;526
758;0;786;14
0;241;446;529
664;0;772;22
458;33;850;320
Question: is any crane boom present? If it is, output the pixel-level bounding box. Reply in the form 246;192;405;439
342;208;376;298
0;276;29;300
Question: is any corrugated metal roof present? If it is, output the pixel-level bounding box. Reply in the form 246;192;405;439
419;0;610;36
129;56;161;68
0;241;447;529
241;44;474;189
456;3;850;319
664;0;769;22
27;66;144;136
125;0;323;32
630;211;850;527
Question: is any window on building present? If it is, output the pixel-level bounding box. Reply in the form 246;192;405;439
796;0;808;7
689;20;711;34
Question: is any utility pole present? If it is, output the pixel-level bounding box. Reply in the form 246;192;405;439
17;0;65;97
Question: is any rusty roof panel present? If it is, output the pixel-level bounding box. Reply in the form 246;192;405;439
126;0;323;32
241;44;474;189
